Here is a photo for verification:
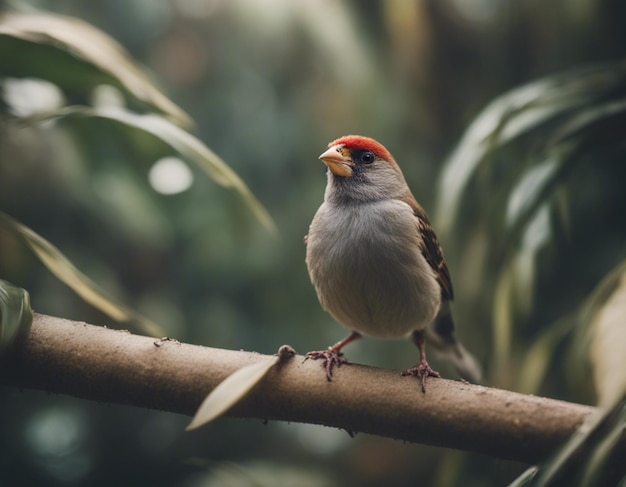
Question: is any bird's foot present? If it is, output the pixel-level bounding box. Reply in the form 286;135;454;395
304;348;349;381
401;362;441;393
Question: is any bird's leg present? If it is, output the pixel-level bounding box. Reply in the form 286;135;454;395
401;329;441;392
305;331;361;381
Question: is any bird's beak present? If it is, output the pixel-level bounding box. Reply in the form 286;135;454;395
319;146;353;177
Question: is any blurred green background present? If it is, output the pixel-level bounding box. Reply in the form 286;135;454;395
1;0;626;486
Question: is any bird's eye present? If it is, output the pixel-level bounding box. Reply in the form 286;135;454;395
360;151;375;165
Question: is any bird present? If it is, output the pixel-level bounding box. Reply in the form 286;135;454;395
304;135;481;392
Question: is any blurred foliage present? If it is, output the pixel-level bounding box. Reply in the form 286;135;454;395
0;10;192;126
509;399;626;486
436;60;626;397
0;9;274;336
0;279;33;355
0;209;162;335
1;0;626;486
437;57;626;487
586;259;626;408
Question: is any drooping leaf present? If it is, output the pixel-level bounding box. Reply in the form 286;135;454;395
435;75;573;236
0;279;33;355
528;411;600;486
30;105;277;235
186;355;278;431
588;262;626;408
507;466;538;487
526;399;625;487
0;211;163;337
0;11;192;127
510;205;552;312
580;401;626;486
492;207;552;378
435;61;626;237
492;266;514;378
435;60;626;398
505;158;560;228
549;98;626;147
517;314;575;395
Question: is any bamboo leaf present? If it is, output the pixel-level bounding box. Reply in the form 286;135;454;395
186;355;278;431
580;401;626;486
436;75;577;236
511;205;552;311
0;11;192;127
492;266;514;380
517;315;575;395
506;159;560;228
0;279;33;355
435;61;626;237
0;211;163;337
34;106;277;235
527;400;625;487
508;467;538;487
529;410;602;486
550;98;626;146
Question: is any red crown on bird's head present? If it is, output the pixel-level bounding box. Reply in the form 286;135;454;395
329;135;393;162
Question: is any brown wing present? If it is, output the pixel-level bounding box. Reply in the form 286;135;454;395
399;195;454;301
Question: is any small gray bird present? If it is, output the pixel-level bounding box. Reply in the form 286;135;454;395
305;135;481;391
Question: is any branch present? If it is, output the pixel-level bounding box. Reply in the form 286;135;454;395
0;313;597;463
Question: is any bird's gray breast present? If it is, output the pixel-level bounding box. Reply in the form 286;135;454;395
306;200;441;338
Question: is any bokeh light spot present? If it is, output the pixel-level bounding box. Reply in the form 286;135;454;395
149;157;194;194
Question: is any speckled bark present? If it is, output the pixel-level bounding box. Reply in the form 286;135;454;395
0;313;600;463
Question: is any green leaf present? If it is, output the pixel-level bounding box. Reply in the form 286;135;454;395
508;466;538;487
550;98;626;146
492;266;514;377
527;400;625;487
511;205;552;310
0;11;192;127
506;158;560;228
435;75;576;236
517;314;575;394
529;411;602;486
580;401;626;486
435;61;626;237
186;355;278;431
0;279;33;355
0;211;163;337
32;105;277;235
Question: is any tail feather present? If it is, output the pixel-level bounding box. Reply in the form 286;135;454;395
425;302;483;383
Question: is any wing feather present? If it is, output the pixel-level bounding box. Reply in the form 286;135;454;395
399;196;454;301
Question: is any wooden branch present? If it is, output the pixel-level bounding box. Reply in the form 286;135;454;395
0;313;597;463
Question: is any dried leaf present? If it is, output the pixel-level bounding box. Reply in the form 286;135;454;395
589;266;626;408
186;355;278;431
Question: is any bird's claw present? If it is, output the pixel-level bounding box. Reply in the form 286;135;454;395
304;348;349;381
401;363;441;393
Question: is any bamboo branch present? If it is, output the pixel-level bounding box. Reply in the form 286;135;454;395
0;313;597;463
